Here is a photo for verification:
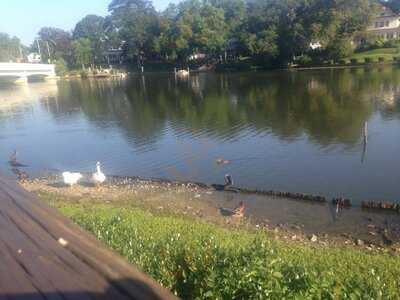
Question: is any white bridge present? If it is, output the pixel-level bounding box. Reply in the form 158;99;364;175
0;63;56;84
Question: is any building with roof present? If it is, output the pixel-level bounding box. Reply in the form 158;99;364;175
367;6;400;40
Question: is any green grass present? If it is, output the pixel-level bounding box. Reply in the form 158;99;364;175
54;202;400;300
347;48;399;62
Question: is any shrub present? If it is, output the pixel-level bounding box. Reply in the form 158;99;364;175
350;58;359;64
80;70;88;79
326;38;354;61
56;204;400;300
384;39;400;48
378;57;385;62
338;59;347;65
296;55;312;66
364;57;373;63
55;58;68;76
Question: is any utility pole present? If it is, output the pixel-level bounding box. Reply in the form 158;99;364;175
19;45;23;62
36;39;42;62
46;41;51;63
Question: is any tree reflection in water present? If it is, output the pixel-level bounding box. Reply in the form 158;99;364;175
2;67;400;202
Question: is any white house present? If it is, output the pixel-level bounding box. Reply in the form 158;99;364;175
367;6;400;40
27;53;41;63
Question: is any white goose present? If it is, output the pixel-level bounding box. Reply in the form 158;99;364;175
92;162;106;185
62;172;83;187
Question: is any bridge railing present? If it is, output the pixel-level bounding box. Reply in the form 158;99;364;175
0;63;56;77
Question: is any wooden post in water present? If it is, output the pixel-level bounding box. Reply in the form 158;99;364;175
363;121;368;144
361;121;368;164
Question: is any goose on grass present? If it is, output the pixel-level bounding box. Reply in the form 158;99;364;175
92;162;106;185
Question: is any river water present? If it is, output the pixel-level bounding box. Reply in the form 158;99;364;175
1;67;400;204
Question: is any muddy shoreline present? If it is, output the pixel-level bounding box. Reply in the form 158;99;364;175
20;173;400;253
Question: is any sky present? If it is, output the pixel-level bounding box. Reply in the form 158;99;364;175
0;0;179;46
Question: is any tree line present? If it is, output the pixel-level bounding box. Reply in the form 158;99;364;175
2;0;399;71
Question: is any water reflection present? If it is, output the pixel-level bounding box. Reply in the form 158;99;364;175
2;67;400;202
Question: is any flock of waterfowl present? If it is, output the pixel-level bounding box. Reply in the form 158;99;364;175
8;150;106;187
6;150;400;216
62;161;106;187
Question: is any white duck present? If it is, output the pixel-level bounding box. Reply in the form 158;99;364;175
92;162;106;185
62;172;83;187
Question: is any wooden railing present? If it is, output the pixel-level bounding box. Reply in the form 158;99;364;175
0;175;178;300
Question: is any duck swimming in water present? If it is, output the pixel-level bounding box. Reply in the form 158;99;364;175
216;158;230;165
92;162;106;185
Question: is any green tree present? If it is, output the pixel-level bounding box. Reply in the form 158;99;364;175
37;27;73;64
194;3;228;54
73;15;107;64
108;0;160;67
55;57;68;76
72;38;92;69
0;33;23;62
163;0;229;61
240;0;279;62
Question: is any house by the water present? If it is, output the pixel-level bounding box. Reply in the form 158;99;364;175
367;6;400;40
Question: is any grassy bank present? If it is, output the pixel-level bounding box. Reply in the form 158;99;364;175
45;198;400;299
345;48;399;64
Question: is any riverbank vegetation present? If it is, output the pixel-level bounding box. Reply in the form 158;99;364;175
38;191;400;299
5;0;400;72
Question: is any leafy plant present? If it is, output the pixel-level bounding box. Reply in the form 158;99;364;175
364;57;373;63
55;203;400;300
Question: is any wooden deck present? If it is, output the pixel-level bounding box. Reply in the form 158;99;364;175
0;175;178;300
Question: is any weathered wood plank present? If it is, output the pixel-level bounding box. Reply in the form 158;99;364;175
0;175;178;300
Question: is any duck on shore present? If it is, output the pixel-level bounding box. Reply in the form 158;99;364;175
233;201;245;218
62;172;83;187
92;162;106;185
219;201;246;218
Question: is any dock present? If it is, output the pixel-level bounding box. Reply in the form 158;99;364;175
0;175;177;300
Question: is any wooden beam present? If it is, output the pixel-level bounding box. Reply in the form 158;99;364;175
0;175;178;300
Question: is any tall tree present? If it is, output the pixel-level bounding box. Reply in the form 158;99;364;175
108;0;160;66
37;27;73;64
240;0;279;62
0;33;23;62
72;38;92;69
73;15;107;64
